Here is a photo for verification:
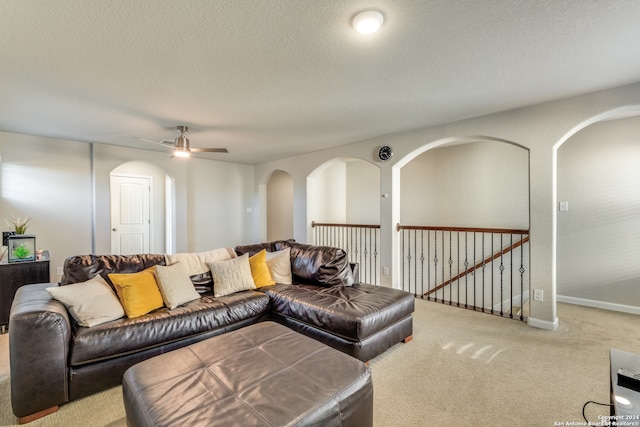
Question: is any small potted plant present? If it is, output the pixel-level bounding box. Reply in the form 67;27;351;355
5;215;32;235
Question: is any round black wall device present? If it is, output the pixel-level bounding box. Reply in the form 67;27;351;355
376;145;394;162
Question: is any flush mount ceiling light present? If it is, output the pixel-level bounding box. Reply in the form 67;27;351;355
353;10;384;34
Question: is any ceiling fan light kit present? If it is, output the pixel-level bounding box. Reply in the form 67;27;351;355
135;125;228;158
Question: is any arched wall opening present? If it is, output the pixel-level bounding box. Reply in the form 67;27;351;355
555;111;640;314
306;158;381;283
109;161;173;254
399;139;529;228
307;158;381;226
391;137;530;313
265;169;294;241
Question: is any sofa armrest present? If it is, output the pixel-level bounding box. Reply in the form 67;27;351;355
9;283;71;419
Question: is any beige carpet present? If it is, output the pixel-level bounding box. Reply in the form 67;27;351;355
1;301;638;426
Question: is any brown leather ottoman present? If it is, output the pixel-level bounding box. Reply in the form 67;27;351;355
122;321;373;427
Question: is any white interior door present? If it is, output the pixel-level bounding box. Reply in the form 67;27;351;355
111;174;151;254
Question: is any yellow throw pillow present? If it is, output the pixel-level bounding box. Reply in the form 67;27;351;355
249;249;275;287
108;267;164;318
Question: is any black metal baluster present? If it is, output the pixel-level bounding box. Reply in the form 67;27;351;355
441;230;445;304
413;230;418;296
420;230;425;298
464;232;469;309
499;234;504;317
491;233;495;315
433;231;438;303
481;233;486;312
473;232;476;310
519;234;526;320
374;228;379;285
427;230;431;300
448;231;453;305
457;231;460;307
510;234;514;319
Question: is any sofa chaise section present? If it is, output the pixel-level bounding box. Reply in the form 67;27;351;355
262;282;414;362
235;241;414;362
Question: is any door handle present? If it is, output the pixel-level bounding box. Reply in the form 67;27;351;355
112;228;117;232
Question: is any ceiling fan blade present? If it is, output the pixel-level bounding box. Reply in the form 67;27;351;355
188;147;229;153
134;137;175;148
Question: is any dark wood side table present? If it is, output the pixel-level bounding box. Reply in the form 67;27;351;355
610;348;640;424
0;258;50;333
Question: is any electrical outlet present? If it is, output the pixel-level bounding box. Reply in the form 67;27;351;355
56;267;63;276
534;289;544;302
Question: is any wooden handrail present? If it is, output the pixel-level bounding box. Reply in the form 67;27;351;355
312;221;380;229
423;235;529;297
397;223;529;235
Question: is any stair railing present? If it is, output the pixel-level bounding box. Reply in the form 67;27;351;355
397;224;530;321
311;221;381;285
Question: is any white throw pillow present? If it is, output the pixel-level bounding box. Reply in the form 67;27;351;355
266;248;292;284
155;262;201;309
207;253;256;297
47;275;125;327
165;248;237;276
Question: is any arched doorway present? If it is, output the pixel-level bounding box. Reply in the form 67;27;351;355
397;138;530;316
266;170;294;241
307;158;381;283
557;115;640;312
110;161;172;254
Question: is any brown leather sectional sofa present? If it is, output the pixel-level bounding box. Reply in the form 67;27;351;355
9;240;414;422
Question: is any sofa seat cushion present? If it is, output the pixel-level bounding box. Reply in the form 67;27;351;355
69;291;269;366
262;283;414;342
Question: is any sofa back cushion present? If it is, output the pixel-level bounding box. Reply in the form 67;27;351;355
165;248;237;293
60;254;166;286
234;239;295;257
275;242;354;287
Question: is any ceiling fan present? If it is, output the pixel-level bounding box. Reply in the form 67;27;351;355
135;125;228;158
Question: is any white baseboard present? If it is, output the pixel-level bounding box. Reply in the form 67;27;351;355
557;295;640;315
492;291;530;312
527;316;559;330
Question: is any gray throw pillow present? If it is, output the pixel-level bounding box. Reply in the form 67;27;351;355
207;253;256;297
155;262;201;309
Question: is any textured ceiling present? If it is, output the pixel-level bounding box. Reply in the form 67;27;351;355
1;0;640;164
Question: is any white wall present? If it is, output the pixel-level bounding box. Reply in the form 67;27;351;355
346;160;380;224
307;161;347;225
557;116;640;306
185;157;255;250
0;132;92;281
400;141;529;228
266;170;294;241
307;159;381;226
